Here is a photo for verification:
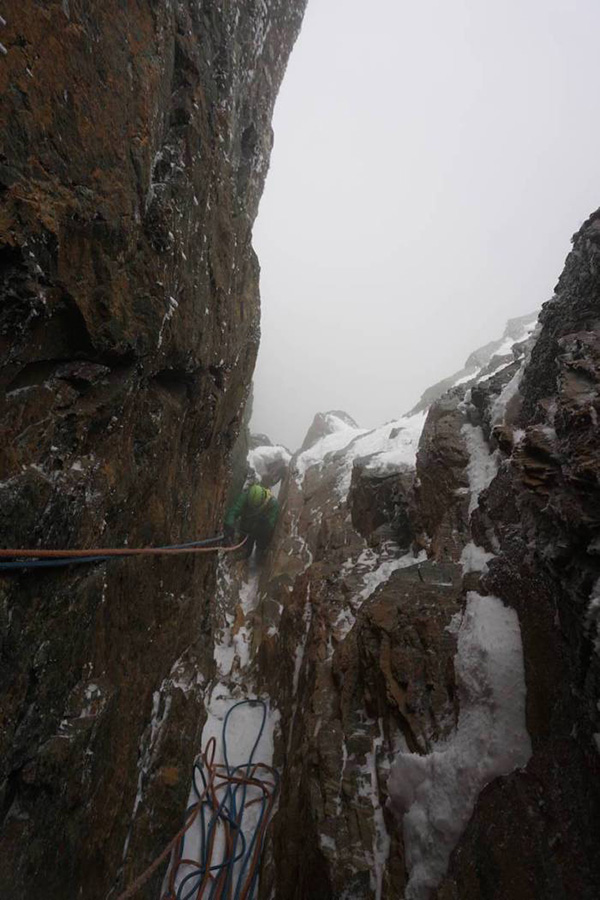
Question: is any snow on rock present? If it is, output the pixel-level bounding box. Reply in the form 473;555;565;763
490;316;537;360
293;411;426;499
489;320;541;427
332;548;427;645
387;593;532;900
358;549;427;602
461;423;499;515
293;415;367;483
248;443;291;484
363;720;392;900
336;413;427;497
490;366;524;426
408;312;539;414
300;410;361;451
460;541;495;575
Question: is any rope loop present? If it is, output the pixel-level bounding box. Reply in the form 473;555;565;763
117;699;278;900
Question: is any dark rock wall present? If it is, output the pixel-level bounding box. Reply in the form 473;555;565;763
252;224;600;899
0;2;305;897
247;427;461;899
436;212;600;899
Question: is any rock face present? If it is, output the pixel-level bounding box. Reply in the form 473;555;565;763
200;411;456;899
408;312;537;416
435;210;600;899
0;3;305;898
2;9;599;894
253;414;454;900
206;276;598;900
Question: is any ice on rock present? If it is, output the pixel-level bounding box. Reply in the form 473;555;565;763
248;443;291;482
359;550;427;601
461;424;499;515
388;593;532;899
460;541;495;574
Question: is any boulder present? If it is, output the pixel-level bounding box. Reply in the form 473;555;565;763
300;410;360;451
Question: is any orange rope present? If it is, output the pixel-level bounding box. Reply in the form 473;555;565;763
118;739;278;900
0;538;247;559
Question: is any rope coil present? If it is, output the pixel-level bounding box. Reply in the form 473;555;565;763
118;699;278;900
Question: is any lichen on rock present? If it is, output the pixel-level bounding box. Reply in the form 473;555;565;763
0;2;306;897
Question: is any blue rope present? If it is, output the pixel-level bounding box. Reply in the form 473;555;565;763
0;535;225;572
222;700;267;900
172;699;275;900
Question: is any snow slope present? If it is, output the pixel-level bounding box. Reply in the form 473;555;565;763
293;411;427;499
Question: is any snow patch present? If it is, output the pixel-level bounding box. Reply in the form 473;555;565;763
388;593;532;899
294;421;367;482
123;684;172;860
319;833;337;853
460;541;495;575
461;424;499;515
490;366;523;426
248;444;291;483
157;295;179;348
336;414;426;499
366;721;391;900
359;550;427;602
292;412;426;499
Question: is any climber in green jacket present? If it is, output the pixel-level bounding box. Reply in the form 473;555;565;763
224;483;279;562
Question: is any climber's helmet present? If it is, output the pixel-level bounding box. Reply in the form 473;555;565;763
247;484;268;509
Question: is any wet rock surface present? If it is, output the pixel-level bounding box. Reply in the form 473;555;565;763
236;415;459;899
0;2;305;897
237;272;599;899
434;211;600;899
1;6;599;895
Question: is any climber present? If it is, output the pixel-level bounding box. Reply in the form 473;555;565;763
224;483;279;563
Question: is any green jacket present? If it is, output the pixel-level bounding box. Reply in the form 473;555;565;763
225;490;279;536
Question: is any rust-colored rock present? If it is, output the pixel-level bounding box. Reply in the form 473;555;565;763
0;2;306;897
435;210;600;899
415;392;470;561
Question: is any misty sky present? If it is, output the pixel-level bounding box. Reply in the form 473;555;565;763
251;0;600;450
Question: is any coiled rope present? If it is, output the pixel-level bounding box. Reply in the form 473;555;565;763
117;699;278;900
0;536;247;571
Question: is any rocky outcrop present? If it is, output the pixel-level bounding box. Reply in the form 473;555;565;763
349;463;414;550
435;210;600;899
3;9;599;893
0;3;306;898
415;328;535;563
300;410;361;451
251;415;457;900
408;312;537;416
207;286;598;900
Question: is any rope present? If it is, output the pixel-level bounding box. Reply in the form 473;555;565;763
117;700;278;900
0;536;248;571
